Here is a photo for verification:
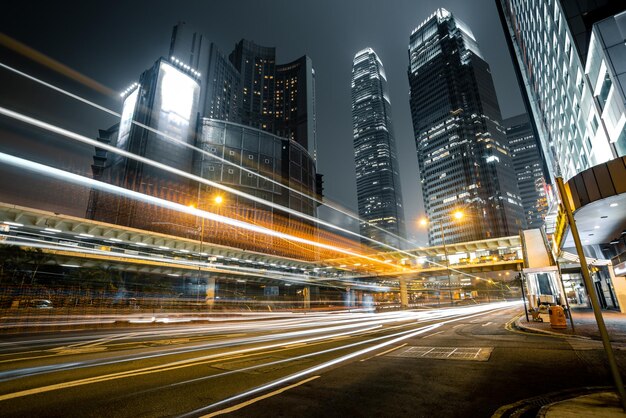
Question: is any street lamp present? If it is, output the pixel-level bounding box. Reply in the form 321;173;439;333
189;194;223;305
419;210;464;305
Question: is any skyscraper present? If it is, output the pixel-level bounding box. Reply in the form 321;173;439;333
88;24;322;253
408;9;525;246
204;43;241;123
496;0;626;182
88;57;201;233
504;114;550;229
498;1;626;310
351;48;405;247
275;56;317;160
229;40;276;133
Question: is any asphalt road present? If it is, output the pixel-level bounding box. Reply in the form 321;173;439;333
0;302;622;417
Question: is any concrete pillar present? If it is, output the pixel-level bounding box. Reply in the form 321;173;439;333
303;286;310;310
608;265;626;314
205;277;216;308
400;277;409;309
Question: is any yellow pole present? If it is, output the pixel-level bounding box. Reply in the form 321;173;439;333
556;177;626;410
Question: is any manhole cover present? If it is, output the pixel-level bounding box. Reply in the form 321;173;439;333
387;346;493;361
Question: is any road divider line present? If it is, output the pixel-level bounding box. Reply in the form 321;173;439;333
200;376;320;417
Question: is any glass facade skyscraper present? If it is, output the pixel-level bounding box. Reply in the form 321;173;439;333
496;0;626;182
88;24;322;250
408;9;525;246
351;48;405;247
504;114;550;229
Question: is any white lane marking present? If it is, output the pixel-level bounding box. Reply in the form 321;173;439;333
0;303;516;402
446;348;458;358
482;322;493;327
201;376;320;417
182;324;443;417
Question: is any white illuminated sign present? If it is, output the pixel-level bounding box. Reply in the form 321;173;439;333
117;87;138;150
156;61;199;143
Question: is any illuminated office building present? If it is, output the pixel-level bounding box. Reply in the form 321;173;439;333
89;24;322;249
275;56;317;160
88;57;201;233
351;48;405;247
496;0;625;182
498;1;626;310
229;40;276;133
408;9;525;246
229;41;317;159
504;114;550;229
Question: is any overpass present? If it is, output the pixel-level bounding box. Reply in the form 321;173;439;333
0;202;554;302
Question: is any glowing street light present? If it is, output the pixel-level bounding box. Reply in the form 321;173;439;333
418;211;465;304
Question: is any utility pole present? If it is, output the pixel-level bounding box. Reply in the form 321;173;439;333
439;221;453;304
556;177;626;411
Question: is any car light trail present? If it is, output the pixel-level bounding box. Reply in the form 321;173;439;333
0;91;411;255
0;152;395;269
180;304;516;417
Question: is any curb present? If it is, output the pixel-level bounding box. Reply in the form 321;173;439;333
491;386;613;418
512;316;592;340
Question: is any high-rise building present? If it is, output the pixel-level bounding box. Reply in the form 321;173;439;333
408;9;525;246
504;114;550;229
496;1;626;182
229;40;276;133
275;56;317;159
204;43;241;123
88;24;323;255
497;1;626;311
88;57;201;233
351;48;405;247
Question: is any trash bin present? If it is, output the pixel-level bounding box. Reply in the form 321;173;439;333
548;305;567;329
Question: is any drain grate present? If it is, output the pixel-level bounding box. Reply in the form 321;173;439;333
387;346;493;361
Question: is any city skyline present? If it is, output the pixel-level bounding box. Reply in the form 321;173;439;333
0;0;525;246
1;2;626;416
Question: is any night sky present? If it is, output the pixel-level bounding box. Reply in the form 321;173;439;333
0;0;524;245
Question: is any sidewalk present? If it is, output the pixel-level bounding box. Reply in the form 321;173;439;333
516;308;626;342
539;391;625;417
512;308;626;417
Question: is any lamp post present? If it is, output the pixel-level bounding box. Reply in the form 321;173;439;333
420;210;464;305
190;194;223;305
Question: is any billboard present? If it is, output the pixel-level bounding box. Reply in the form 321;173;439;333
155;61;200;145
117;87;139;150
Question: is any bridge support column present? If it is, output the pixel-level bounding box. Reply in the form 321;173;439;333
303;286;311;310
400;277;409;309
205;277;216;308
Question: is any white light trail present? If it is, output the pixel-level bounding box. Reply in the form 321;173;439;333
0;69;513;282
0;105;418;264
183;303;516;416
0;61;414;252
0;152;398;271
